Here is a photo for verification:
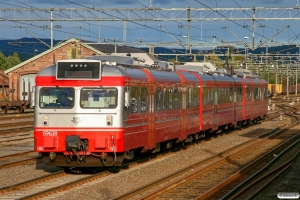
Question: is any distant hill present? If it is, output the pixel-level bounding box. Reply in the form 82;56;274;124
0;38;298;62
0;38;61;61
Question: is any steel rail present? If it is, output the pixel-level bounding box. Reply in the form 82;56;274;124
221;139;300;199
111;118;291;200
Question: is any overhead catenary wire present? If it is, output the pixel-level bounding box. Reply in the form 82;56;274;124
0;0;299;52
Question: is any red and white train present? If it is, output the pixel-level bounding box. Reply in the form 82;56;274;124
34;55;268;168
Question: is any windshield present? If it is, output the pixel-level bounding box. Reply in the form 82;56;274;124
39;88;74;108
80;88;117;108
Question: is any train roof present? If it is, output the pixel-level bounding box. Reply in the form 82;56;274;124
234;68;261;78
36;56;266;87
84;55;135;65
176;63;217;73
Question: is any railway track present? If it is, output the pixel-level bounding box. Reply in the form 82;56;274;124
0;101;291;199
0;169;111;199
0;132;33;143
0;151;40;169
222;137;300;199
112;113;299;200
0;119;34;132
0;115;282;199
0;110;34;121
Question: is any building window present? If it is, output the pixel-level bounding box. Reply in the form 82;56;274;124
67;47;78;59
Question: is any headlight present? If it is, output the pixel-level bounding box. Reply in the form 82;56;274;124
42;115;49;126
106;115;112;126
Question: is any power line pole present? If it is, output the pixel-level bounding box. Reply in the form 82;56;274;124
252;6;256;50
50;7;53;49
187;7;191;54
123;21;126;46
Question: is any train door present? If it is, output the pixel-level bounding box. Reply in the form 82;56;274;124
123;86;149;150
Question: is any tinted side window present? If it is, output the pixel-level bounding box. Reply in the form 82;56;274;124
141;87;147;112
131;87;139;113
187;88;192;108
156;87;162;111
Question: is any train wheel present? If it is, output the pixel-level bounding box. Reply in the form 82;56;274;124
16;107;22;114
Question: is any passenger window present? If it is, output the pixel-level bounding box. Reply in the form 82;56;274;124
141;87;147;112
193;88;199;107
208;88;212;105
187;88;192;108
230;88;233;102
156;87;162;111
255;88;261;100
203;87;207;106
239;88;242;102
174;88;179;109
168;88;173;110
262;87;267;100
162;87;168;110
239;87;243;102
218;88;222;104
131;87;139;113
226;88;230;103
247;88;252;101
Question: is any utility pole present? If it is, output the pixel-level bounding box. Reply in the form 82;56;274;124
296;67;298;95
50;7;53;49
275;64;278;95
187;7;191;54
252;6;256;50
287;63;289;97
123;21;126;46
98;21;101;43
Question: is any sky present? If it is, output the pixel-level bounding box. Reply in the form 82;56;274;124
0;0;299;53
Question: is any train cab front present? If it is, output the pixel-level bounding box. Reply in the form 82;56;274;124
34;59;127;168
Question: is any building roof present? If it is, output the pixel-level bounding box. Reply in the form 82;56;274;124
4;38;104;74
0;70;8;79
81;41;147;54
0;70;9;86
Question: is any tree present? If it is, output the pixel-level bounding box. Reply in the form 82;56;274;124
0;51;21;70
8;52;21;67
0;52;10;70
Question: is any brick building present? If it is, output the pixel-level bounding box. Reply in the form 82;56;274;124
0;70;9;101
4;38;146;101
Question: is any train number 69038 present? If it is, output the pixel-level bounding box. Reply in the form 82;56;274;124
43;130;58;136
